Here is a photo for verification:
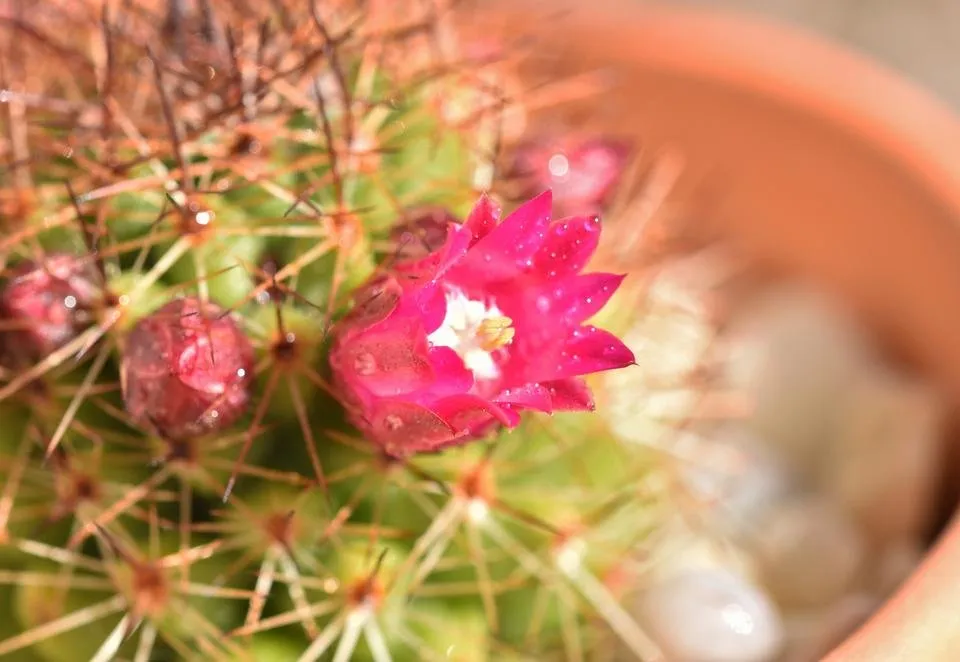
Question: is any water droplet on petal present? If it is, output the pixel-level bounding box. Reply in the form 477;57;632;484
354;352;377;376
536;296;551;313
384;414;403;431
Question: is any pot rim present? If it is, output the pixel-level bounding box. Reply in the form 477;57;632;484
480;0;960;235
473;2;960;660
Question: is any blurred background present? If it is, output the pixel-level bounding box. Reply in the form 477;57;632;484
650;0;960;109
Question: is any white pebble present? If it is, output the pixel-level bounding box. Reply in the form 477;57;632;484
634;567;784;662
723;288;875;480
679;428;793;541
752;497;866;608
820;367;943;546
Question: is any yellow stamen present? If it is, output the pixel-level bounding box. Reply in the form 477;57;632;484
477;316;515;352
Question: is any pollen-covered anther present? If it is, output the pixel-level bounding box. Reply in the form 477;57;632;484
476;315;515;352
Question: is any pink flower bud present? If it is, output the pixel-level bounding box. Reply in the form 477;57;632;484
510;136;631;216
121;297;255;441
0;253;100;362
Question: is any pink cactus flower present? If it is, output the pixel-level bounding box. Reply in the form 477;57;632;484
510;136;631;217
330;191;635;457
0;253;100;363
121;297;255;441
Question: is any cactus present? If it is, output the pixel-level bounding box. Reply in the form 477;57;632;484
0;1;674;660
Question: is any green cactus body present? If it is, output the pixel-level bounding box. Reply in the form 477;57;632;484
0;2;669;661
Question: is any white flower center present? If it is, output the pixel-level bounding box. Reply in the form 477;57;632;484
428;288;513;381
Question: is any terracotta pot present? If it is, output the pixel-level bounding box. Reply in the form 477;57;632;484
465;1;960;659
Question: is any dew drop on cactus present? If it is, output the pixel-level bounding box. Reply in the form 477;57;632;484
121;297;254;440
0;253;100;363
330;190;635;456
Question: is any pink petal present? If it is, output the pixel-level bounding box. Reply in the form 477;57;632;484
423;346;473;398
494;383;553;413
368;400;457;456
532;215;602;281
416;281;447;333
558;272;626;324
394;223;472;288
552;326;636;381
433;394;520;434
393;251;443;288
431;224;473;280
463;193;501;244
542;378;595;411
391;207;455;262
335;276;402;342
447;190;553;284
335;316;433;397
523;272;626;327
